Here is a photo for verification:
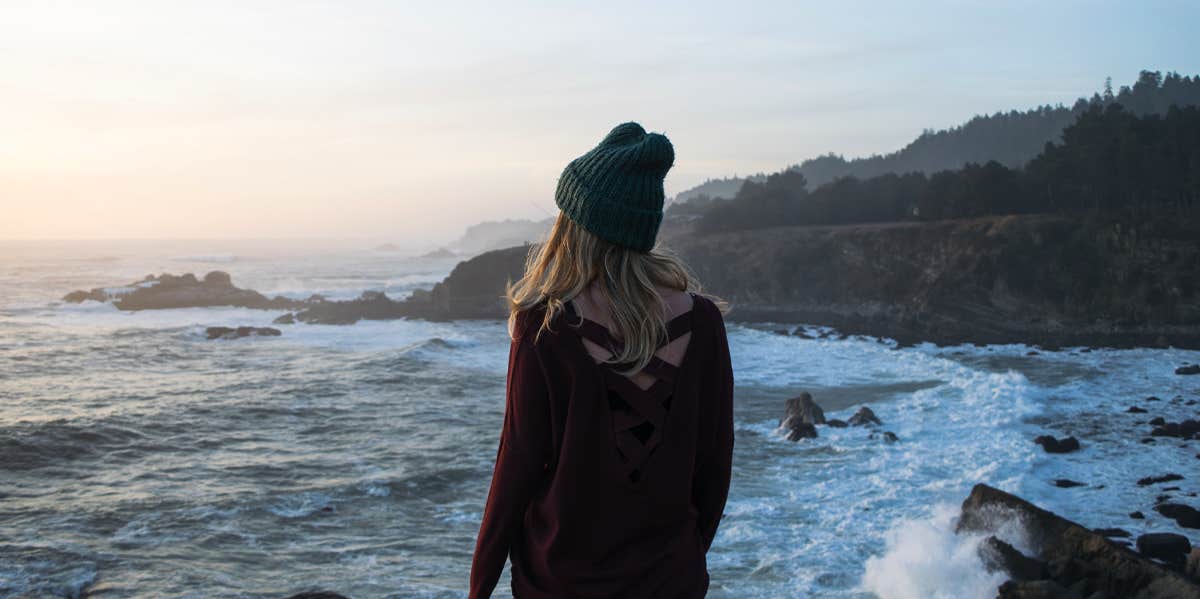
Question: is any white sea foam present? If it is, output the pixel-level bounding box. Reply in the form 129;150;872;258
860;504;1007;599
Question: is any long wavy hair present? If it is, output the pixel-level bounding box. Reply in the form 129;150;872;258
506;213;719;374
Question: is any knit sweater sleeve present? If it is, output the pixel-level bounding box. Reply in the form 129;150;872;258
469;316;553;599
693;299;735;552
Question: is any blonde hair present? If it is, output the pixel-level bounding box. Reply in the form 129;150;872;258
506;213;717;374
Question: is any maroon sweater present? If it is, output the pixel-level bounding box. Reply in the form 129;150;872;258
469;293;735;598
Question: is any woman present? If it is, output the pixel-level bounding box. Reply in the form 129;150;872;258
469;122;735;598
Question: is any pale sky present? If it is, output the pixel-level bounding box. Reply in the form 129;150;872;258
2;0;1198;242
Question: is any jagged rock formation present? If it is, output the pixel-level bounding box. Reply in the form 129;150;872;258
957;483;1200;598
62;271;302;311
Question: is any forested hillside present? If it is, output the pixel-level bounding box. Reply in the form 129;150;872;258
670;71;1200;208
694;103;1200;232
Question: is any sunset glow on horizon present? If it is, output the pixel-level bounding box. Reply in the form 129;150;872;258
3;0;1197;242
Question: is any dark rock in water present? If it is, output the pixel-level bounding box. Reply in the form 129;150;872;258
273;313;296;325
979;535;1048;581
1137;533;1192;568
1149;417;1167;426
956;484;1200;598
780;392;826;426
847;406;881;426
1127;406;1148;413
205;326;281;340
1151;419;1200;439
1130;511;1146;519
1155;503;1200;529
1139;473;1184;486
1026;351;1040;356
996;579;1071;598
1053;479;1086;488
1147;396;1162;401
869;431;899;443
1033;435;1081;454
1094;527;1132;538
826;419;848;428
783;421;817;441
1177;364;1200;375
292;290;406;325
1142;438;1157;444
283;593;350;599
63;272;304;311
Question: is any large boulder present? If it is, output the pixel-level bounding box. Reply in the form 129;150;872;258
957;483;1200;598
1136;533;1192;568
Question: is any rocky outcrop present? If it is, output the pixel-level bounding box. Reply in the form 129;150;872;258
279;245;530;325
63;272;302;311
779;393;824;441
205;326;281;340
957;483;1200;598
671;215;1200;349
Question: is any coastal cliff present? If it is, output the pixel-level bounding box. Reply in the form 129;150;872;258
397;214;1200;348
672;214;1200;348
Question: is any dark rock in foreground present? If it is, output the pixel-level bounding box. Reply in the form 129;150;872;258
979;535;1048;581
1033;435;1080;454
63;271;303;311
956;483;1200;598
847;406;881;426
1177;364;1200;375
1156;503;1200;529
205;326;281;340
1137;533;1192;568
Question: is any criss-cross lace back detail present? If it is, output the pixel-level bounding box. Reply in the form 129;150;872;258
564;296;695;483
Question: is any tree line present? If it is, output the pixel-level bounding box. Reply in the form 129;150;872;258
671;70;1200;205
693;103;1200;232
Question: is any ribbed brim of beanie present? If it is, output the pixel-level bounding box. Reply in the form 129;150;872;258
554;122;674;252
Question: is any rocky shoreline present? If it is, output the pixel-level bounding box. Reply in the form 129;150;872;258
775;390;1200;597
62;215;1200;349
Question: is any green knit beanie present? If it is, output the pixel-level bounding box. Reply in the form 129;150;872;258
555;122;675;252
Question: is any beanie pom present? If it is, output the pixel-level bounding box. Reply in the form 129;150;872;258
636;133;675;172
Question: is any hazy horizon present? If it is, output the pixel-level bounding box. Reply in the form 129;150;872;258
4;1;1199;243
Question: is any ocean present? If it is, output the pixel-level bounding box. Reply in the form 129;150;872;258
1;239;1197;598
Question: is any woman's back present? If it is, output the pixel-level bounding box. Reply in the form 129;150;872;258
469;121;734;598
469;290;734;598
